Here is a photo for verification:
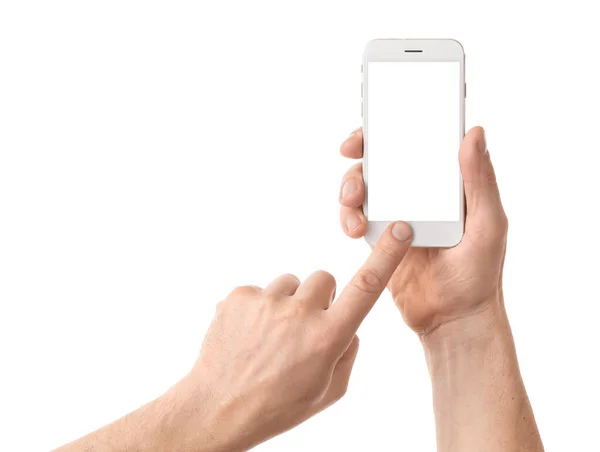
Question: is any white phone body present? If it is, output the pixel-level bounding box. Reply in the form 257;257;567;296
362;39;465;247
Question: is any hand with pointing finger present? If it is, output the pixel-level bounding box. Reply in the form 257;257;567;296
180;221;412;452
56;222;413;452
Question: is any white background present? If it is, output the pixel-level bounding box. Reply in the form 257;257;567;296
368;62;459;221
0;1;598;451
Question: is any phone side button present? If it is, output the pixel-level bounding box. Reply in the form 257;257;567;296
464;82;467;98
361;101;363;117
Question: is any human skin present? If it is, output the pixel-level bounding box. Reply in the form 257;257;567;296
338;125;544;451
55;222;414;452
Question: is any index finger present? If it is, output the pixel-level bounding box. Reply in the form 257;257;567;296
340;128;363;159
329;222;413;338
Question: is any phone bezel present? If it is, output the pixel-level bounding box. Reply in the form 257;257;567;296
362;39;465;247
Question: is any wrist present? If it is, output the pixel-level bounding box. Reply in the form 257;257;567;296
419;294;543;451
420;295;514;366
157;375;250;452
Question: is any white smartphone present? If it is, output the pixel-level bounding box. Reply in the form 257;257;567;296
362;39;465;247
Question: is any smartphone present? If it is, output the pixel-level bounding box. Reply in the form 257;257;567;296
362;39;465;247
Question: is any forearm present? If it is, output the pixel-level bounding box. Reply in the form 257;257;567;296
422;297;544;452
53;377;245;452
54;396;177;452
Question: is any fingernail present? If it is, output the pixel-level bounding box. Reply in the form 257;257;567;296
391;222;412;241
478;129;488;154
342;179;357;199
346;215;361;231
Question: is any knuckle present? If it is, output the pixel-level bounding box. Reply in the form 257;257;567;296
352;268;384;294
280;273;299;282
314;270;336;286
378;240;400;261
230;285;259;299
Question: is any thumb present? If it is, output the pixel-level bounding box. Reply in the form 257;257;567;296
320;335;360;409
459;126;508;239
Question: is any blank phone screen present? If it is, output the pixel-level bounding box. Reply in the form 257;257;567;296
366;61;461;221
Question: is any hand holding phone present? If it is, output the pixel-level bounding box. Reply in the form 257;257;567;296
339;124;508;336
